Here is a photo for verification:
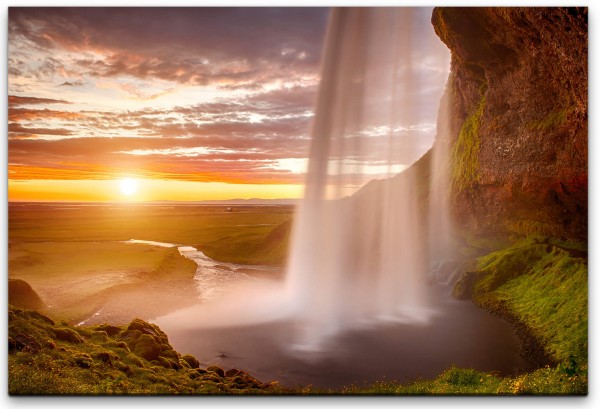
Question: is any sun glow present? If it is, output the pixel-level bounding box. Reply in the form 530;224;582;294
119;178;139;196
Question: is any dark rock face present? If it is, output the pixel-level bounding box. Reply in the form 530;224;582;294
432;7;587;240
451;271;481;300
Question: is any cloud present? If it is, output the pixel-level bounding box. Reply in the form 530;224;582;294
59;80;85;87
9;95;72;106
9;7;329;90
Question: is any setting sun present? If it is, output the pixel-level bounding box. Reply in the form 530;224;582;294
119;178;138;196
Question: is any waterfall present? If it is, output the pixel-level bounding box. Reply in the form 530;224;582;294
285;7;451;347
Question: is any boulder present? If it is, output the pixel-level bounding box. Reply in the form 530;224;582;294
452;271;481;300
181;354;200;369
206;365;225;378
52;327;84;344
93;324;121;337
13;333;41;352
132;334;161;361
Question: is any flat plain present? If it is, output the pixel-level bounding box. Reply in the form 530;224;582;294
8;202;293;323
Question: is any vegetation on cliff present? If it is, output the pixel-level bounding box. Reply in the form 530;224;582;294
451;91;485;191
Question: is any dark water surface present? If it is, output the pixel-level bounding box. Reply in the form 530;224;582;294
156;284;525;390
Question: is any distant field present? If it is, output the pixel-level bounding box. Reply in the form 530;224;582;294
8;203;294;323
9;203;294;263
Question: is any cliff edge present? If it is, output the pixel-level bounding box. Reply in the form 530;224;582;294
432;7;587;240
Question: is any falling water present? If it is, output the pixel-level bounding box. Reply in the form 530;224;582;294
285;8;451;347
155;9;527;383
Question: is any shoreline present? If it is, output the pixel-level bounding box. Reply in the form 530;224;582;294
474;298;555;373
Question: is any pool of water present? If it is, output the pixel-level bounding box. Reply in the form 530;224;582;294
155;283;526;390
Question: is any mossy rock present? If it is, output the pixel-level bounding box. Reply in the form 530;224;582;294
127;319;169;344
157;356;180;370
179;359;191;370
114;361;131;373
131;334;161;362
206;365;225;377
52;327;84;344
452;271;483;300
113;341;130;351
121;329;142;342
94;351;117;366
93;331;109;342
161;349;179;361
182;354;200;369
92;324;121;337
12;333;42;352
202;373;224;384
73;353;93;368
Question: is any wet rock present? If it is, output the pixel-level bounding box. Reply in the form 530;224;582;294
52;327;84;344
452;271;482;300
181;354;200;369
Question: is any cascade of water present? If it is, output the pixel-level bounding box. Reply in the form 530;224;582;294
285;7;451;347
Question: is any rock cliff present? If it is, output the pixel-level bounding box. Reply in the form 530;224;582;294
432;7;588;240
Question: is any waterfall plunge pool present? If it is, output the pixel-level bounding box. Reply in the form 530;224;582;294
155;280;526;390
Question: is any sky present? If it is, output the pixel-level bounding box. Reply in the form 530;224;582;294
7;6;448;203
8;7;329;202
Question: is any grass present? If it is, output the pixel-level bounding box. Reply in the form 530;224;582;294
337;365;586;395
9;203;293;266
473;235;588;369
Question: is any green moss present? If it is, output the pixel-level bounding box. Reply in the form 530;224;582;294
8;306;286;395
451;93;486;191
527;108;569;131
472;235;587;368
